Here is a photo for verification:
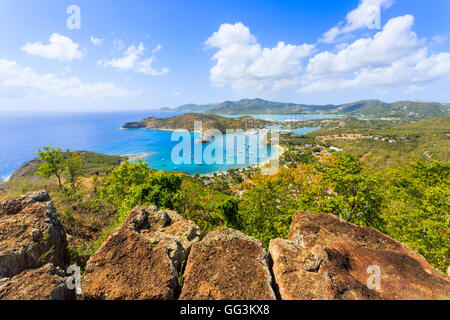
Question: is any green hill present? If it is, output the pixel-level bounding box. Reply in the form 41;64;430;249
9;151;126;181
206;98;335;115
122;113;273;133
161;98;449;118
335;100;450;118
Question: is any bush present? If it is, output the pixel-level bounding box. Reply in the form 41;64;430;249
100;159;182;216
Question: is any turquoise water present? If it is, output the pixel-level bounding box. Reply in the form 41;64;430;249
0;111;322;180
267;124;322;135
144;130;278;174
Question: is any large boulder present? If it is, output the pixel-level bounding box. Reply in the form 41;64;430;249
179;228;276;300
0;263;75;300
270;211;450;300
0;191;69;278
81;206;201;300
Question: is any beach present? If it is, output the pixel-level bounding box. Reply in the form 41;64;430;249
258;144;284;169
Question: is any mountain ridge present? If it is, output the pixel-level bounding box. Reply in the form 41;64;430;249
158;98;450;118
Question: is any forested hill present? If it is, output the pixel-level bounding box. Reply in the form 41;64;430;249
159;98;450;118
122;113;273;133
206;98;335;115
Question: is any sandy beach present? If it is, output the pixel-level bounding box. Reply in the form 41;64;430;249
258;144;285;169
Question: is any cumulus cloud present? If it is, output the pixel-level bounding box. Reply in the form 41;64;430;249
99;43;169;76
22;33;83;61
300;15;450;93
308;15;421;75
205;22;314;91
321;0;394;43
90;36;104;46
0;58;139;98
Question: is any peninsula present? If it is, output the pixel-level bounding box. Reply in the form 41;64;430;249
122;113;274;133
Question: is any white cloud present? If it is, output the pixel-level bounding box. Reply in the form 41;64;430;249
99;43;169;76
112;39;126;51
90;36;104;46
308;15;421;75
206;22;314;91
300;15;450;93
152;44;162;54
321;0;394;43
0;58;140;98
431;35;447;46
22;33;83;61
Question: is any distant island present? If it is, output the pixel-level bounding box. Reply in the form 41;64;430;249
122;113;274;134
157;98;450;118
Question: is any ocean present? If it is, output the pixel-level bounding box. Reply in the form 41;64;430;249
0;111;321;180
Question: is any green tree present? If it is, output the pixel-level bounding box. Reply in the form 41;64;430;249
35;147;64;190
317;153;383;228
123;172;182;211
100;159;182;216
381;161;449;272
64;152;84;190
237;168;300;246
217;197;239;228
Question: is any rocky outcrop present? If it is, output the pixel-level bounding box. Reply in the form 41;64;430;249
81;206;201;300
179;228;276;300
270;211;450;300
1;192;448;301
8;159;42;181
0;263;75;300
0;191;69;278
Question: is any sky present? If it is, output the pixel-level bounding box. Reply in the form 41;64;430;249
0;0;449;113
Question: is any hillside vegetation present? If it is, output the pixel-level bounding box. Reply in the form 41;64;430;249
301;116;449;170
161;98;449;118
9;151;126;181
122;112;274;133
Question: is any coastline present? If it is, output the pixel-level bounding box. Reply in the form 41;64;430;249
200;143;285;177
258;144;284;169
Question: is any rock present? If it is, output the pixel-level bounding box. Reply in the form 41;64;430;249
179;228;276;300
269;211;450;300
9;158;42;181
81;206;201;300
0;193;69;278
0;263;75;300
26;190;51;203
0;198;23;216
31;229;43;242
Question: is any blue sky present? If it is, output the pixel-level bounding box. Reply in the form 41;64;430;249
0;0;449;112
